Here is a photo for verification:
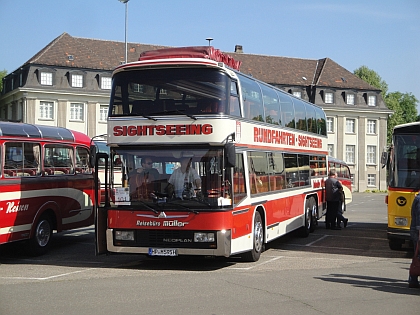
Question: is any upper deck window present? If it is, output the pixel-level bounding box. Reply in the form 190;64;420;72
109;68;230;117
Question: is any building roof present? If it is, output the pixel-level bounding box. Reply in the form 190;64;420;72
24;32;378;91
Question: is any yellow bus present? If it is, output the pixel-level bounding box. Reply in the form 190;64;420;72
383;122;420;250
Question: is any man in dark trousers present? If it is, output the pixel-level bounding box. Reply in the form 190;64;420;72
325;169;343;230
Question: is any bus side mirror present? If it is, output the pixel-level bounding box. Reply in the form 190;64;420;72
225;143;235;168
381;151;388;168
89;145;97;168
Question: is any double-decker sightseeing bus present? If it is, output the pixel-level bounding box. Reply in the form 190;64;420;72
0;121;95;255
93;46;328;261
383;122;420;250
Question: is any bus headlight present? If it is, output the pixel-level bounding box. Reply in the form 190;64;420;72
115;230;135;241
194;232;215;242
394;217;408;226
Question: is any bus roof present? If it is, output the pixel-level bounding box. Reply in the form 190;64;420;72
0;121;89;144
138;46;242;71
393;121;420;134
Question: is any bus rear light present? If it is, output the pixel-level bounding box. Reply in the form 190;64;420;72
394;217;408;226
194;232;215;242
115;230;135;241
385;195;388;204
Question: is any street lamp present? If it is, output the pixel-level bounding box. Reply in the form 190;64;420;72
119;0;129;63
206;37;213;46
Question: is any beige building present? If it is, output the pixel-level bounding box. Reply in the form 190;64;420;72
0;33;392;191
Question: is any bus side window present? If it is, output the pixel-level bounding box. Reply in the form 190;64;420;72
44;145;74;175
4;142;41;177
76;147;91;174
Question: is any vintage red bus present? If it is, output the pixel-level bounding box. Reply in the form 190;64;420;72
94;46;329;261
0;121;95;255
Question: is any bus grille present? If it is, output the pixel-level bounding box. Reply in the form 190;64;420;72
135;230;216;249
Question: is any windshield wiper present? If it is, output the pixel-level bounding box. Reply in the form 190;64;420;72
141;115;157;121
134;200;159;214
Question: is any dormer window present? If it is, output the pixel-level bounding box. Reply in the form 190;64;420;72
368;95;376;106
324;92;334;104
40;72;53;86
71;74;83;88
293;91;301;98
68;71;85;88
100;77;112;90
346;93;355;105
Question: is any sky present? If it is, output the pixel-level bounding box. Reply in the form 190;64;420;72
1;0;419;110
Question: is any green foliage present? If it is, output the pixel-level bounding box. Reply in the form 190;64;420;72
354;66;419;145
354;65;388;97
0;69;7;92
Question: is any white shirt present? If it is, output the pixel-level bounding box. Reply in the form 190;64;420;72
168;167;200;198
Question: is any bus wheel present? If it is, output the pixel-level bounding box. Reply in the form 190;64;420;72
309;197;317;233
389;240;403;251
26;215;53;256
300;197;314;237
242;212;264;262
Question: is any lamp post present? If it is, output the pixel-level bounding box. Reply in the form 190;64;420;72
119;0;129;63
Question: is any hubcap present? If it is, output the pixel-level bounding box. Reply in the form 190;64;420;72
36;220;51;247
254;220;263;252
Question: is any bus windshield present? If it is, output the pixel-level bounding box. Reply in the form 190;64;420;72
109;68;231;117
108;147;233;210
390;134;420;188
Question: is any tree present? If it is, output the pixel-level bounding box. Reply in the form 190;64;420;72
354;66;419;144
0;69;7;93
354;65;388;98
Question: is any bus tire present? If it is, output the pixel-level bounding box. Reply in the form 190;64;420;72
300;197;314;237
26;214;53;256
389;240;403;251
242;211;264;262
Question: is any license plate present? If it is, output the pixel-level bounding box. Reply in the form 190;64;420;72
148;248;178;257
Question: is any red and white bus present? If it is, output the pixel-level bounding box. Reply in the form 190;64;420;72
94;46;329;261
327;156;353;211
0;121;95;255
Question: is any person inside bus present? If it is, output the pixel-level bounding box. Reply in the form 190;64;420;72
325;169;343;230
167;152;202;199
129;156;160;200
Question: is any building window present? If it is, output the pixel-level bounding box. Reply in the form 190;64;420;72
346;118;355;133
325;92;334;104
328;144;334;156
367;145;376;164
346;145;355;164
327;117;334;133
367;120;376;134
39;101;54;119
99;105;108;122
133;84;144;93
40;72;53;86
101;77;111;90
70;103;84;121
346;94;355;105
293;91;301;98
367;174;376;186
71;74;83;88
368;95;376;106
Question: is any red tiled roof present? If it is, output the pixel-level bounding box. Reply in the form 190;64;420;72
25;32;377;91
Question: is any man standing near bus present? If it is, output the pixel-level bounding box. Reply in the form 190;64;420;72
409;193;420;288
325;169;343;230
